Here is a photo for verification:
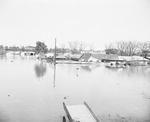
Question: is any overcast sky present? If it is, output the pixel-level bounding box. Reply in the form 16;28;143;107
0;0;150;50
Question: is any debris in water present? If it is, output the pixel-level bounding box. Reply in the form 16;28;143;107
64;96;69;99
63;116;66;122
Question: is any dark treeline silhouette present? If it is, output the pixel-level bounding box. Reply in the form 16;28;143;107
0;40;91;55
0;45;35;52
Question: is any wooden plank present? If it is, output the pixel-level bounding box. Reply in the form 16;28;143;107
67;104;96;122
63;102;73;122
63;102;100;122
84;102;101;122
63;116;66;122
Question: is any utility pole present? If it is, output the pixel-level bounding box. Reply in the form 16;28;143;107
53;38;57;88
54;38;57;64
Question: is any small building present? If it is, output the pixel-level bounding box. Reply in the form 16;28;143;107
99;54;119;62
45;52;54;58
56;55;69;60
119;56;150;66
118;56;150;61
79;53;125;63
25;46;35;51
88;56;101;62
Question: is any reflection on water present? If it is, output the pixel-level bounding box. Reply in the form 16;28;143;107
124;66;150;78
34;61;47;78
53;64;56;87
0;55;7;60
0;56;150;122
106;66;150;79
81;66;91;72
105;65;150;77
80;64;101;72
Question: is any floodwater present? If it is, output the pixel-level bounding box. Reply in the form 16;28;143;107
0;55;150;122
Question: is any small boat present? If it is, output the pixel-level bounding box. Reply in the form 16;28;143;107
63;101;100;122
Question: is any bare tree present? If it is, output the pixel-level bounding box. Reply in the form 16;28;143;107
138;42;150;57
116;41;128;55
79;41;87;52
68;41;79;54
105;43;114;50
126;41;139;56
104;43;118;54
116;41;138;56
61;43;66;54
88;43;94;51
68;41;87;54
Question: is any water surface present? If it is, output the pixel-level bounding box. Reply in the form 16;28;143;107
0;55;150;122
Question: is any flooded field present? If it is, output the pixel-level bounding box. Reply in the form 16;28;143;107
0;55;150;122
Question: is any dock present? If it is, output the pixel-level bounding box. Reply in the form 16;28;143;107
63;102;100;122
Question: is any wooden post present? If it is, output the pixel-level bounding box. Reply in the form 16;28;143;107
63;116;66;122
84;102;101;122
63;102;73;122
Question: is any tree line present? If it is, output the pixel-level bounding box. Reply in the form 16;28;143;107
0;45;34;52
35;41;93;54
105;41;150;57
2;40;149;56
0;40;93;55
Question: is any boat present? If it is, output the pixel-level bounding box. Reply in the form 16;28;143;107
63;101;100;122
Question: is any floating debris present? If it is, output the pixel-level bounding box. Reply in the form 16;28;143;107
64;96;69;99
63;116;66;122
